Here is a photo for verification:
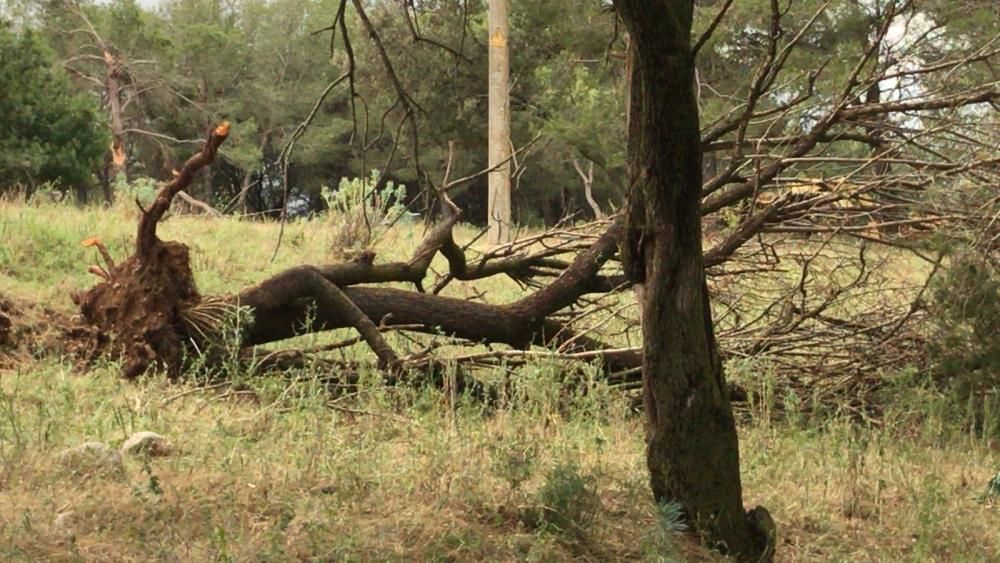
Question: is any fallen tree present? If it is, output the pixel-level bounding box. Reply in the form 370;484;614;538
72;122;641;385
58;3;997;560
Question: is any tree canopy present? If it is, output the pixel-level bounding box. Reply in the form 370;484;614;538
0;19;107;196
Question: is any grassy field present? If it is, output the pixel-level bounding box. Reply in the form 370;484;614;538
1;199;999;561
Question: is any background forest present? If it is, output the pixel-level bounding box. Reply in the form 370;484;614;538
3;0;989;225
5;0;633;223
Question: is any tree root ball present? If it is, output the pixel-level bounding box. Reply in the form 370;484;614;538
73;241;200;378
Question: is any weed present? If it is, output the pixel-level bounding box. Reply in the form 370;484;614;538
112;176;160;208
641;501;687;562
531;462;601;539
489;432;538;494
130;456;163;503
981;470;1000;503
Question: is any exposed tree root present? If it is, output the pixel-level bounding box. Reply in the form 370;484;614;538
73;123;230;378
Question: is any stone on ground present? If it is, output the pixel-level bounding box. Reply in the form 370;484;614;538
120;431;171;457
57;442;125;477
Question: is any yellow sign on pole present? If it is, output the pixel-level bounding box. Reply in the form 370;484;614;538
489;29;506;48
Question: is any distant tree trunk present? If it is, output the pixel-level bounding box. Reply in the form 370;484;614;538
614;0;774;559
487;0;512;244
75;182;97;205
573;157;605;220
103;50;126;205
96;167;113;206
237;172;252;215
541;195;554;226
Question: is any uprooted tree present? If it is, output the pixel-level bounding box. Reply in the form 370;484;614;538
68;0;998;559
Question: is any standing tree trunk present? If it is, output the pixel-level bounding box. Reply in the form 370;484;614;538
103;49;127;205
487;0;512;244
614;1;774;559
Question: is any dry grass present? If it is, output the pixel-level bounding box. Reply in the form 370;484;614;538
1;200;999;561
0;363;670;561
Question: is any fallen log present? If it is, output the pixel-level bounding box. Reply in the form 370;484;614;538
73;123;639;382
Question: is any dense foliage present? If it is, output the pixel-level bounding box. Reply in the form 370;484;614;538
0;20;107;197
2;0;993;222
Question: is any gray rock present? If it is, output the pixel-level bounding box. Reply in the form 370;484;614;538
120;431;171;457
58;442;124;476
53;511;75;536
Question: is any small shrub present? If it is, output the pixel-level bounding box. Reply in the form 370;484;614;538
321;171;407;260
531;462;601;538
113;176;160;208
489;434;538;493
26;181;67;204
130;456;164;503
641;501;687;562
928;249;1000;435
982;471;1000;503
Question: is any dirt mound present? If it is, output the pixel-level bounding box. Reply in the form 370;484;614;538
0;295;16;349
0;292;102;370
1;294;35;368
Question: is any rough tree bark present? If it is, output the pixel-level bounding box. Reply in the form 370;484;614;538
614;0;775;559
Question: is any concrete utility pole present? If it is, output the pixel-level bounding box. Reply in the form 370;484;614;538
487;0;512;244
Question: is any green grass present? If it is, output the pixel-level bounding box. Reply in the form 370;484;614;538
1;200;998;561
